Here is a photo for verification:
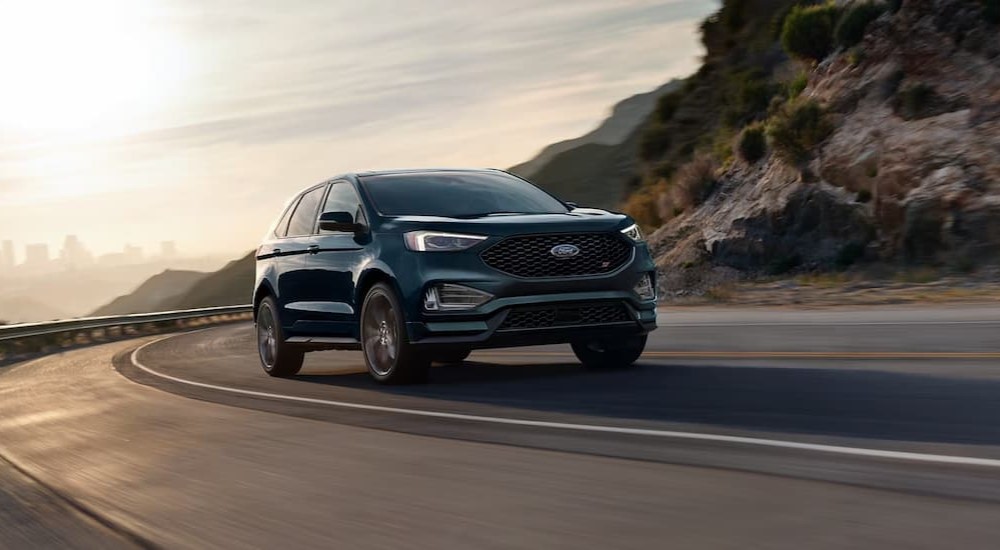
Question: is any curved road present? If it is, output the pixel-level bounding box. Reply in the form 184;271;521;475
2;306;1000;548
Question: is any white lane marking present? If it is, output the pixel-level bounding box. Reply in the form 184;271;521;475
130;334;1000;469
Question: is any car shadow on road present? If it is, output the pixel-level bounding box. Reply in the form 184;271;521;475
296;359;1000;446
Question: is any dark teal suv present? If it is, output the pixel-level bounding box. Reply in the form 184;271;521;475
254;169;657;384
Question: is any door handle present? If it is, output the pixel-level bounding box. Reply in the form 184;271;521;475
308;245;320;254
272;248;282;256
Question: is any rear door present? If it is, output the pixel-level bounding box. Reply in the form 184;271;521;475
296;180;370;337
274;184;329;330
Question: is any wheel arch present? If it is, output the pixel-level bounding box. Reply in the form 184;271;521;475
252;280;277;321
355;265;402;307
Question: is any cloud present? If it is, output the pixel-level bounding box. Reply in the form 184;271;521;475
0;0;718;256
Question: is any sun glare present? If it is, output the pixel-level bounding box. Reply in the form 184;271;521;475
0;0;188;138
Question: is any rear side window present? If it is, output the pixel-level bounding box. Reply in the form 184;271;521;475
272;198;299;238
286;185;327;237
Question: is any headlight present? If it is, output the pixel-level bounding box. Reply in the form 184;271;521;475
404;231;487;252
620;223;643;242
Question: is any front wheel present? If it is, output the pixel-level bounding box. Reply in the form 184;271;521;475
256;297;304;377
361;283;430;384
571;334;647;369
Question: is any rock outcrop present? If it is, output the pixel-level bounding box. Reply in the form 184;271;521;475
649;0;1000;294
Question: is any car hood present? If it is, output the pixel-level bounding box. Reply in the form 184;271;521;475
377;208;631;236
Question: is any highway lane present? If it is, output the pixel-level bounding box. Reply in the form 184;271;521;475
1;305;1000;547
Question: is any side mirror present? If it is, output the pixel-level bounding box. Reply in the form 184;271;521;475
319;211;362;233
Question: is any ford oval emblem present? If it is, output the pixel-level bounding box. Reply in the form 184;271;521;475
550;244;580;259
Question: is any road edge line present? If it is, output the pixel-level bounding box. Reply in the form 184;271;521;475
131;333;1000;469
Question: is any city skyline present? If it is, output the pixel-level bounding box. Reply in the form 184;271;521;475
0;235;180;273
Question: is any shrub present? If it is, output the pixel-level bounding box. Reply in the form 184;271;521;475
856;189;873;203
659;155;719;217
781;2;840;62
639;123;672;161
737;124;767;163
766;99;833;164
847;47;866;67
895;82;936;119
621;185;663;229
723;71;776;126
787;72;808;99
835;2;886;47
655;91;683;122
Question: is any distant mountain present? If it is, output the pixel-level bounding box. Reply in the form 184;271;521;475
160;252;255;310
90;270;206;316
87;252;255;316
508;79;681;209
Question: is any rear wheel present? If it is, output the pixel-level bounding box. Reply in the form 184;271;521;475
361;283;430;384
432;348;472;365
572;334;647;369
256;297;304;377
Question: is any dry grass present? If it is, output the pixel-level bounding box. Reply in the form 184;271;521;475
658;155;719;220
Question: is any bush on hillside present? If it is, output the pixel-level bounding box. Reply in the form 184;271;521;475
621;185;664;229
639;123;672;161
723;70;776;127
655;91;683;122
781;2;840;62
787;72;808;99
835;2;886;47
894;82;938;119
767;99;833;164
737;124;767;163
658;155;719;218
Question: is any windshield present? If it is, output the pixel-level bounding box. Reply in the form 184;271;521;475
359;171;569;217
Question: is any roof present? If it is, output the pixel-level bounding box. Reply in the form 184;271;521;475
354;168;503;177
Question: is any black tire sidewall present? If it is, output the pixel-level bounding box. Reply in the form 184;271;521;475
361;283;428;384
257;297;303;377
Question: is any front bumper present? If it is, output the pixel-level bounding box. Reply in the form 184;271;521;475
406;290;657;349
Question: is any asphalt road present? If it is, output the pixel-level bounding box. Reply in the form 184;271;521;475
2;305;1000;548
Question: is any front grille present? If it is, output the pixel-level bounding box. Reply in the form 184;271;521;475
499;303;632;331
480;233;632;278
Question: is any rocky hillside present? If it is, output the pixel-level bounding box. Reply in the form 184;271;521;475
625;0;1000;295
510;80;681;209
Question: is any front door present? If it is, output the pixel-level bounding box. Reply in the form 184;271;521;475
296;180;370;337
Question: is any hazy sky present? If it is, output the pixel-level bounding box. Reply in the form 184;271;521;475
0;0;717;259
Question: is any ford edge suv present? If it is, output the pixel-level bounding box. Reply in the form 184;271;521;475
254;168;657;384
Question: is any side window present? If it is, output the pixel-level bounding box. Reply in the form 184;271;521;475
286;185;327;237
272;197;300;238
321;181;365;232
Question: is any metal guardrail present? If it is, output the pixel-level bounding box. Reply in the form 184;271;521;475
0;305;253;343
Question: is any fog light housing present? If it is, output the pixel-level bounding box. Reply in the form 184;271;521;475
633;273;656;301
424;284;493;311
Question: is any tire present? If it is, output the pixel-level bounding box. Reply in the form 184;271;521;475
432;348;472;365
361;282;430;384
256;297;304;377
571;334;647;369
